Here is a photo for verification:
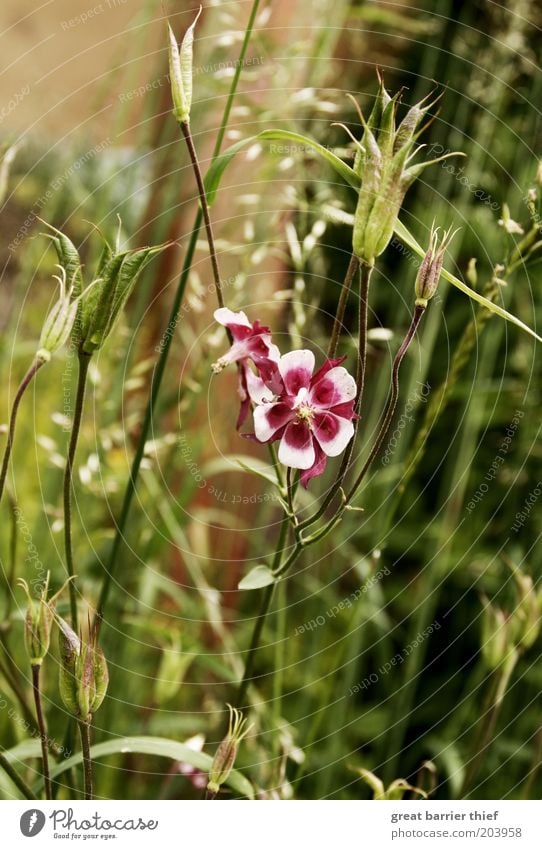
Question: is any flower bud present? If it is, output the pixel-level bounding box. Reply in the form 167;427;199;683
17;573;72;666
207;704;252;796
414;225;457;307
167;8;202;125
57;617;109;721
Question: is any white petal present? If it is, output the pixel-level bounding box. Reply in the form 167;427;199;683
278;422;315;469
214;307;250;329
278;349;315;396
313;412;355;457
310;366;356;409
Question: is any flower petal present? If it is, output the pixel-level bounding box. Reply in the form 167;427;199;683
300;442;327;488
245;368;275;404
278;421;315;469
253;402;294;442
214;307;252;339
313;411;355;456
310;366;357;409
278;350;315;396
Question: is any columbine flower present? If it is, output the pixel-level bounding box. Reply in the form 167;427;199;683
212;307;281;427
252;350;356;487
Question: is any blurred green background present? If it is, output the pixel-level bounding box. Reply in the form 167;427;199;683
0;0;541;800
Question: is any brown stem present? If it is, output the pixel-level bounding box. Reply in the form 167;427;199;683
179;121;226;312
31;664;52;800
345;305;426;503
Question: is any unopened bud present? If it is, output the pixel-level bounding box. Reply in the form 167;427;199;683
415;225;457;307
207;704;252;795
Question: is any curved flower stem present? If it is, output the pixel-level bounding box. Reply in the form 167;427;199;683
328;255;360;359
78;719;93;800
31;664;52;800
0;358;45;506
64;352;91;629
0;751;37;800
344;304;426;503
297;262;373;533
94;0;262;630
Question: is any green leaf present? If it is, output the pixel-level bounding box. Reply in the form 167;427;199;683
203;129;541;344
202;454;281;488
238;564;276;590
204;129;360;205
37;735;254;799
394;219;542;344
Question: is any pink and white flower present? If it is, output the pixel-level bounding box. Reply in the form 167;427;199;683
212;309;357;486
252;350;356;487
212;308;280;427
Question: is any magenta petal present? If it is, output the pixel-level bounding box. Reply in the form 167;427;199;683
253;401;295;442
310;366;357;409
310;355;347;386
300;442;327;488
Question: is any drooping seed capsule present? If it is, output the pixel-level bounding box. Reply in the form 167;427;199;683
414;225;457;308
207;704;252;796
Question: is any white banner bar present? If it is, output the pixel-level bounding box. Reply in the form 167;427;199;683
2;800;541;848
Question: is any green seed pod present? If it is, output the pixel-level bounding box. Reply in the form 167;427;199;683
57;617;109;721
36;267;97;362
480;598;512;670
207;704;252;795
42;220;168;355
17;573;73;666
167;8;202;125
347;84;462;266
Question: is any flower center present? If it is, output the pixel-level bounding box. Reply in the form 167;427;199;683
295;401;314;427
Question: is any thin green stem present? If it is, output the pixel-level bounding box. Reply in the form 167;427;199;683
0;751;37;800
31;664;51;800
64;352;91;629
0;358;44;506
237;582;275;708
78;719;93;800
94;0;262;629
328;254;360;358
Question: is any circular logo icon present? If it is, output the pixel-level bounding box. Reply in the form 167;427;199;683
20;810;46;837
